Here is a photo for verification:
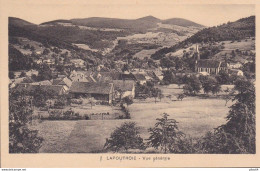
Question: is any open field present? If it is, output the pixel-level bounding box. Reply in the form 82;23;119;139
221;39;255;51
32;84;233;153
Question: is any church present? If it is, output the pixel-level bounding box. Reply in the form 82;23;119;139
194;44;228;75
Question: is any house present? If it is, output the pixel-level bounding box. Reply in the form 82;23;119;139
153;69;164;80
69;71;89;82
96;72;121;82
195;59;228;75
26;69;39;77
10;77;27;88
15;84;66;96
229;69;244;76
228;62;242;69
35;50;42;55
13;71;26;78
69;82;114;104
52;77;72;91
31;80;52;85
112;80;135;99
96;72;137;82
43;58;55;65
70;59;85;68
69;70;97;82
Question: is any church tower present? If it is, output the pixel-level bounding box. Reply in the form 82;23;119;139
194;44;200;60
194;44;200;72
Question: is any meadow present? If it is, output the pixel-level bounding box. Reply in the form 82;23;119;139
32;84;233;153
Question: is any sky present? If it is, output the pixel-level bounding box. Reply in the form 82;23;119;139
6;1;255;27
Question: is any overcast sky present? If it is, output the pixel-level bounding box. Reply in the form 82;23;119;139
8;2;255;27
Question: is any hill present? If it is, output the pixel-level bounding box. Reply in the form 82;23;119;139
41;16;203;33
162;18;204;27
151;16;255;60
9;17;36;26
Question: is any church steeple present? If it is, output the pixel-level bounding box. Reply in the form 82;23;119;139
194;44;200;60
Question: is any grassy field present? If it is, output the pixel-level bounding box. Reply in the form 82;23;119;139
33;84;233;153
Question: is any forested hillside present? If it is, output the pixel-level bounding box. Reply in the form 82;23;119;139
151;16;255;60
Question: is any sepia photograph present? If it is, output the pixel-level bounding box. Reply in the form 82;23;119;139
7;3;256;155
1;0;260;168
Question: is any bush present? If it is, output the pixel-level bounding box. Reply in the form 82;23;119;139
84;114;90;120
104;122;146;152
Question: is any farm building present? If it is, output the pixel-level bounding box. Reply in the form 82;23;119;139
69;82;114;104
112;80;135;99
70;59;85;68
15;84;67;96
195;59;228;75
229;69;244;76
96;72;137;82
30;80;52;85
228;62;242;69
70;71;96;82
52;77;72;91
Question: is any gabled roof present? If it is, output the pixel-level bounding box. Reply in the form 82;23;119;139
112;80;135;92
31;80;52;85
134;74;146;81
97;72;137;82
70;82;113;94
11;77;27;84
229;69;243;74
98;72;121;80
15;84;65;95
197;59;221;68
40;85;65;94
52;77;72;87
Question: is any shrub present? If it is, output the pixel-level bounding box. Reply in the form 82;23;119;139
104;122;145;152
147;113;184;153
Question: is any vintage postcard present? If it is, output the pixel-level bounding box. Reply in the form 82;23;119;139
0;0;259;168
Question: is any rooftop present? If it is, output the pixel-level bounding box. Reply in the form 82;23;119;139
112;80;135;92
70;82;113;94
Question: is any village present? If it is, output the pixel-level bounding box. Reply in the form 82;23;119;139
9;40;255;153
9;44;247;118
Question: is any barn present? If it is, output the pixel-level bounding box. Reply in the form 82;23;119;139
69;82;114;104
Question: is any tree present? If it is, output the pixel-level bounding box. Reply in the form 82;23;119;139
201;76;220;95
211;82;221;95
9;72;15;79
197;78;255;153
216;70;230;84
30;86;55;108
177;94;185;101
89;97;96;109
183;75;201;95
9;91;43;153
162;70;176;85
37;63;52;81
122;64;129;72
147;113;184;153
151;88;161;103
42;48;50;55
122;96;133;107
158;91;164;102
160;57;175;70
104;122;145;152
